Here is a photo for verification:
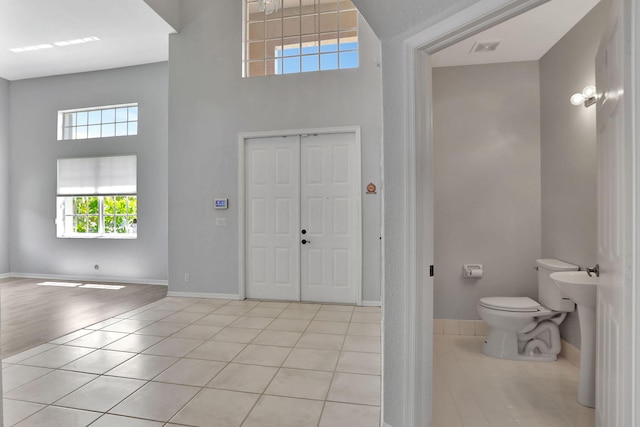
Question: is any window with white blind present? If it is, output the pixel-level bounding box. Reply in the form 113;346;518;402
57;103;138;141
243;0;359;77
56;155;138;239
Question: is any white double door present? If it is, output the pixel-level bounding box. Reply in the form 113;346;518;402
245;132;361;303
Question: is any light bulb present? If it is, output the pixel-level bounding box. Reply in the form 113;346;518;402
582;85;596;98
570;93;585;106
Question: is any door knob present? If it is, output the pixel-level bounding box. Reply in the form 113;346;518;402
301;239;311;244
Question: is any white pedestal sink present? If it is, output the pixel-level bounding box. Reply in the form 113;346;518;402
550;271;598;408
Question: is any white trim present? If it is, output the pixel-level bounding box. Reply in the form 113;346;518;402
400;1;548;425
8;272;167;286
238;126;363;305
167;291;242;300
631;0;640;420
0;273;11;280
362;300;382;307
237;133;246;300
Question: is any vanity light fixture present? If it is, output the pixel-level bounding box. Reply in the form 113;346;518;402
570;85;597;107
258;0;280;15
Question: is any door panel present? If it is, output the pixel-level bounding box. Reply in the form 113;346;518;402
246;136;300;301
245;132;360;304
301;133;360;303
595;0;633;424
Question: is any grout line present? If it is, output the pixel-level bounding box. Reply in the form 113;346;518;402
3;296;381;426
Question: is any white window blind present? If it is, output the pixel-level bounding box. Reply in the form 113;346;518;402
57;155;137;196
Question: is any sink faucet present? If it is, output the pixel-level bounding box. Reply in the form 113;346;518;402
586;264;600;278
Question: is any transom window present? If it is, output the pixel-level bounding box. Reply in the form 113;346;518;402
56;155;137;239
57;103;138;141
244;0;359;77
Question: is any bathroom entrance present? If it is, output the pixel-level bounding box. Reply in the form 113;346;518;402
412;0;635;425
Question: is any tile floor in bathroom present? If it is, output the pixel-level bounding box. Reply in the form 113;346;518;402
2;297;381;427
433;334;595;427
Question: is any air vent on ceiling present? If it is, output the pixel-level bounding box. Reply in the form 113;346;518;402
470;41;501;53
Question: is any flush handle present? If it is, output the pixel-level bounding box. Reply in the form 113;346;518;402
586;264;600;277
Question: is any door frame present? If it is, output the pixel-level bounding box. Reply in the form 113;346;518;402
238;126;363;305
400;0;640;425
400;0;585;424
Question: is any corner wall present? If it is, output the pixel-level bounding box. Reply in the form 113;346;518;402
8;63;169;283
168;1;383;301
540;0;610;347
433;61;541;320
0;78;8;275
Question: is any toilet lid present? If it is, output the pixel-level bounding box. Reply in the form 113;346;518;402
479;297;540;312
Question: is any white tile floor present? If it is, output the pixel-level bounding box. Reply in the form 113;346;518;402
2;297;381;427
433;335;596;427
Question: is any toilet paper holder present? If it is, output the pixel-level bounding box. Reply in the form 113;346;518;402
463;264;483;278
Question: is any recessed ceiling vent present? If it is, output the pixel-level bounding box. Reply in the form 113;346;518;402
470;41;501;53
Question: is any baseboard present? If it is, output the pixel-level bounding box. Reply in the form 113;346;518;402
167;291;242;300
560;339;581;368
434;319;582;367
0;272;11;280
362;300;382;307
433;318;488;336
9;272;168;286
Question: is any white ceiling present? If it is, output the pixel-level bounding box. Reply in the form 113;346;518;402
0;0;601;81
0;0;175;81
431;0;601;68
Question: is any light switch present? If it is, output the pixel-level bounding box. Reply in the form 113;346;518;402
216;218;227;227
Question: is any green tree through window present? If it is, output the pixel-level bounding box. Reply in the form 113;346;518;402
67;195;137;236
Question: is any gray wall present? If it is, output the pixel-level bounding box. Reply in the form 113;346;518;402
433;62;541;320
352;0;476;40
0;78;8;274
9;63;168;283
168;1;383;301
540;0;610;346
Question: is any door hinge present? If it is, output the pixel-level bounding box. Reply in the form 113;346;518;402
429;265;434;277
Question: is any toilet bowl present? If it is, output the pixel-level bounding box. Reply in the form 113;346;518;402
478;297;564;361
477;259;578;362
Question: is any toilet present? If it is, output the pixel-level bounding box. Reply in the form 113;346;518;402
477;259;578;362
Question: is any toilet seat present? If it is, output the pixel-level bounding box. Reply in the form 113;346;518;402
479;296;541;312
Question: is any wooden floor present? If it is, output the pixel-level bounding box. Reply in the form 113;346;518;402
0;277;167;358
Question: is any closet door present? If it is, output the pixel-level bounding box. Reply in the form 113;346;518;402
245;136;300;301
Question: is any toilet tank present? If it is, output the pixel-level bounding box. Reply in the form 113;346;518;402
536;259;578;312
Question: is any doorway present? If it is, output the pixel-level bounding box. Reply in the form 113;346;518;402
395;0;638;425
239;129;362;304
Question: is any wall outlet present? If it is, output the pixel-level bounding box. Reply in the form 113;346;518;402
184;273;190;282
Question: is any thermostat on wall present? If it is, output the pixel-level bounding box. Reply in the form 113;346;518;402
215;198;228;209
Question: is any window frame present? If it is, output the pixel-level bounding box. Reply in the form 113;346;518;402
56;195;138;239
56;155;138;239
57;103;139;141
243;0;359;77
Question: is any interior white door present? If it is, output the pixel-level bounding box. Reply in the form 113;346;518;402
595;0;634;425
300;133;360;303
245;132;360;303
245;136;301;301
